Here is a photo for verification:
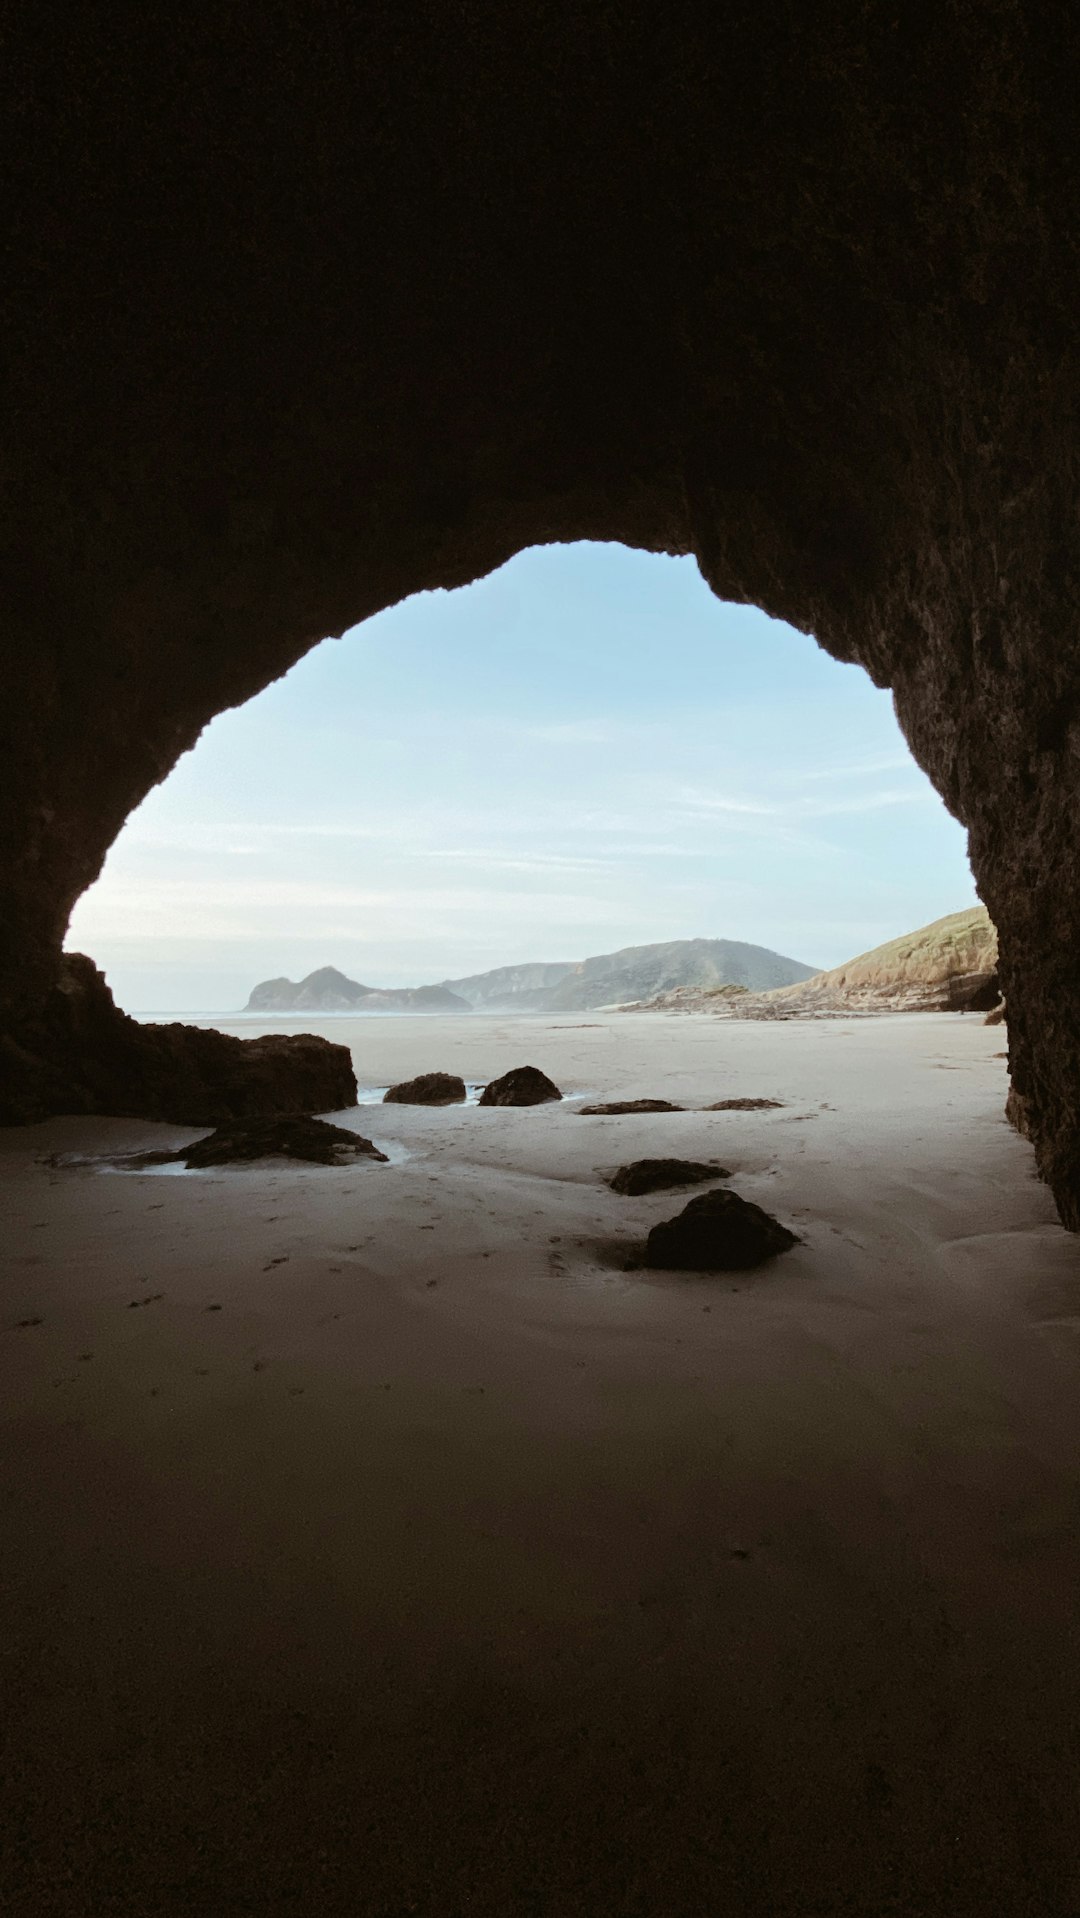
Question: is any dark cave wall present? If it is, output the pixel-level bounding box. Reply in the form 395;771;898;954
4;4;1080;1215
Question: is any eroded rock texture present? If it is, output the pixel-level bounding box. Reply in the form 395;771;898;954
383;1073;467;1107
477;1067;562;1107
726;908;1003;1017
644;1188;800;1272
578;1100;686;1117
160;1116;386;1169
607;1159;729;1197
4;9;1080;1215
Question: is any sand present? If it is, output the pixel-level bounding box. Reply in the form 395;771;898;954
3;1010;1080;1915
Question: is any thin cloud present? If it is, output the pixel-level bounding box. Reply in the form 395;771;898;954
793;752;915;783
67;875;631;946
425;849;615;875
677;790;780;817
525;719;621;746
793;786;934;819
676;783;931;823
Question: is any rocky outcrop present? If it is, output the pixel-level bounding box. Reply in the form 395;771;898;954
635;911;1001;1020
382;1072;466;1106
477;1066;562;1106
140;1116;387;1168
608;1159;728;1196
756;908;1000;1016
5;12;1080;1220
247;968;469;1013
644;1189;800;1271
577;1099;685;1116
621;984;751;1013
0;956;357;1126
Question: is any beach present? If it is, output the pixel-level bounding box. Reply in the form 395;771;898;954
3;1009;1080;1914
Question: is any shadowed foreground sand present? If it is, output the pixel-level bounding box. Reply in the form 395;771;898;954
3;1012;1080;1915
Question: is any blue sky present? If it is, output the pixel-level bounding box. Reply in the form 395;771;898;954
67;542;978;1010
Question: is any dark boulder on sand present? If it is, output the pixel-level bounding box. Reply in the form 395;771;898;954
383;1071;466;1105
478;1065;562;1107
577;1098;685;1116
607;1158;729;1196
644;1187;799;1271
139;1115;388;1169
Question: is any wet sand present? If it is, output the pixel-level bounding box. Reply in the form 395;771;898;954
3;1011;1080;1915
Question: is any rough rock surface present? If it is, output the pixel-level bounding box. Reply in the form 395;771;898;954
754;909;1001;1016
608;1159;729;1197
4;14;1080;1220
0;956;357;1126
644;1189;800;1272
383;1072;466;1106
477;1066;562;1107
632;911;1001;1019
577;1099;685;1116
148;1116;387;1168
620;985;751;1014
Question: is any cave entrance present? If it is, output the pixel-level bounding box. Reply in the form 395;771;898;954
66;542;977;1019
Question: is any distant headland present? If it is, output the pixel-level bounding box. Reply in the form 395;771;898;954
244;937;817;1014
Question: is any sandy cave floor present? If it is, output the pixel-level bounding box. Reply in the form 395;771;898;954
3;1011;1080;1916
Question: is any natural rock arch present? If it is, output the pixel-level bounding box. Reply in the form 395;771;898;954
3;6;1080;1221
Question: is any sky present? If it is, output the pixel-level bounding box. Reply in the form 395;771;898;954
66;541;979;1011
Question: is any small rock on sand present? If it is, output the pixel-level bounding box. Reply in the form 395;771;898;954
607;1159;730;1196
383;1072;467;1105
577;1098;685;1116
478;1066;562;1106
644;1187;799;1271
